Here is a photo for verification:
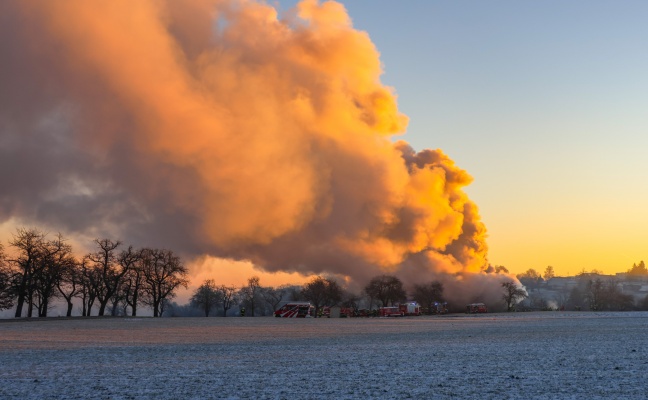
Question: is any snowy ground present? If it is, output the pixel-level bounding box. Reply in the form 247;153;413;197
1;312;647;399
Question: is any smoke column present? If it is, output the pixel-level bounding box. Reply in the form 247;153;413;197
0;0;514;306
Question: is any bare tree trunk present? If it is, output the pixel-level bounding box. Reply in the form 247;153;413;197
131;292;138;316
40;298;49;317
27;293;34;318
66;300;73;317
98;301;108;316
14;273;28;318
86;296;95;316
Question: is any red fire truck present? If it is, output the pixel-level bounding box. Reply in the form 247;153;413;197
379;306;404;317
398;302;422;316
322;306;356;318
274;302;314;318
466;303;488;313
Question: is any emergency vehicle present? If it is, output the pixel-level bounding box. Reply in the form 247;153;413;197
379;306;404;317
466;303;488;313
321;306;355;318
274;302;314;318
398;302;422;316
431;302;448;314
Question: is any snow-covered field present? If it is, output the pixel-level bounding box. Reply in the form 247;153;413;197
1;312;647;399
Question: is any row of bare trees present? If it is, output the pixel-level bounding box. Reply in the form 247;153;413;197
183;276;295;317
189;279;239;317
185;274;447;317
566;276;638;311
0;228;188;317
515;264;648;311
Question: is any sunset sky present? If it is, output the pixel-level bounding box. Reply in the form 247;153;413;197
278;0;648;277
1;0;647;300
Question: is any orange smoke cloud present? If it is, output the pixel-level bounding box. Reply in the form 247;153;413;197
0;0;513;305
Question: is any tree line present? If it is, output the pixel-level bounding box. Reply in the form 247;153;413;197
16;224;646;317
0;228;188;317
514;262;648;312
183;274;448;318
0;228;451;318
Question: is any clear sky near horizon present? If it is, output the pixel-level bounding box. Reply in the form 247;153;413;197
279;0;648;276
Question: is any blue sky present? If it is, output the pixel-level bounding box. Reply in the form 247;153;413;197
279;0;648;275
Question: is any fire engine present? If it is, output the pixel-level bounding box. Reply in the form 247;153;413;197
398;302;422;316
321;306;355;318
274;302;314;318
431;302;448;314
379;306;404;317
339;307;355;318
466;303;488;313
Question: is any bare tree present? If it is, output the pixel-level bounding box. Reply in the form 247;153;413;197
56;257;83;317
33;234;75;317
340;291;362;312
0;244;16;310
120;253;146;316
191;280;220;317
301;276;343;318
110;246;141;316
605;280;634;310
585;278;605;311
238;276;261;316
364;275;406;307
412;281;444;314
586;278;634;311
85;239;130;316
284;285;305;302
566;284;586;311
217;285;237;317
9;228;46;317
141;248;188;317
501;280;527;311
80;257;101;316
260;285;288;314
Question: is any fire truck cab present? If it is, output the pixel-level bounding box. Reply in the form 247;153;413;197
274;302;314;318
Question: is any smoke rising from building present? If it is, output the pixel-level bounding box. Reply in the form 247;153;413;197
0;0;514;305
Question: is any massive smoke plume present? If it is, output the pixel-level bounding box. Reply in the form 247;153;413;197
0;0;512;306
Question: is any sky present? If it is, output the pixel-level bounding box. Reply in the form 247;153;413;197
1;0;647;302
282;0;648;277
